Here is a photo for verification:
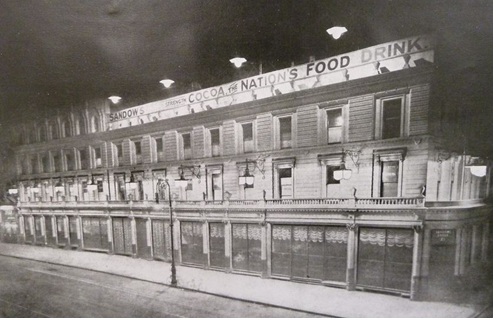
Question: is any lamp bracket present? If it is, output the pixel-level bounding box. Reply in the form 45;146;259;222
179;165;201;180
343;149;361;172
436;150;451;163
240;155;269;179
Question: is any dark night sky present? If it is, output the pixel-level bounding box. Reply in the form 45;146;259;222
0;0;492;153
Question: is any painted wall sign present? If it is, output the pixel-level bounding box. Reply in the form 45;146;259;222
431;229;456;245
108;35;434;128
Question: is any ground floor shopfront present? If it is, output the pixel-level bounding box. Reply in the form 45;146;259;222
15;200;492;301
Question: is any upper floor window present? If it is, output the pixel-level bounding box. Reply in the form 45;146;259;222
273;158;296;199
277;116;293;149
29;128;37;144
65;151;75;171
30;155;38;174
209;128;221;157
327;109;343;144
94;146;102;168
91;115;100;133
134;140;142;164
52;152;61;172
239;122;255;154
116;143;123;166
79;148;89;170
373;148;406;198
39;125;47;142
181;133;192;160
41;154;50;173
375;94;409;140
75;115;86;135
49;122;58;140
154;136;164;162
63;120;71;138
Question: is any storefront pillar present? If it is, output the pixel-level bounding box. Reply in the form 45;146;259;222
266;223;272;277
261;222;268;278
107;216;114;254
410;225;423;301
51;216;58;246
459;227;468;275
76;216;83;250
174;219;181;264
18;214;25;244
224;221;232;273
40;215;47;245
471;224;480;265
346;223;357;291
29;216;36;245
481;222;489;262
203;221;210;268
130;216;137;258
146;217;153;260
64;216;71;249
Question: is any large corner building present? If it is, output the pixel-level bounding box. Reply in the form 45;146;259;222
5;35;492;300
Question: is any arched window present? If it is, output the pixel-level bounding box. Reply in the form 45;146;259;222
39;125;47;142
63;120;71;138
92;115;100;133
49;122;58;140
75;114;86;135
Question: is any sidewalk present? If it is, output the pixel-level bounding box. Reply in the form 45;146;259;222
0;242;481;318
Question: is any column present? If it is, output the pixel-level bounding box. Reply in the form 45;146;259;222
203;221;210;268
261;222;268;278
410;225;424;301
459;227;467;275
130;216;137;258
346;223;357;291
146;217;153;260
52;216;58;246
107;216;114;254
77;216;83;250
266;223;272;277
40;215;47;245
481;222;489;262
174;219;181;264
18;215;25;244
30;216;35;245
64;216;71;249
471;224;480;265
224;221;232;273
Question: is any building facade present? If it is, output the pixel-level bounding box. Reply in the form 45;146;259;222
8;35;492;300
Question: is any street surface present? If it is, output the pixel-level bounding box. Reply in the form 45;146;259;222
0;255;326;318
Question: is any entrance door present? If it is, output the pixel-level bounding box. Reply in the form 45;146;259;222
136;218;150;259
112;217;132;255
428;229;457;298
357;228;414;292
152;220;171;261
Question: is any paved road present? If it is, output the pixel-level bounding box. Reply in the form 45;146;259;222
0;255;326;318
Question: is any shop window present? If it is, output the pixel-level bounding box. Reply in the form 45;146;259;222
82;217;109;251
278;116;293;149
357;228;414;292
209;128;221;157
327;108;343;144
180;222;204;265
152;220;172;261
232;224;262;273
375;94;409;140
271;225;347;282
181;133;192;160
209;223;226;268
239;122;255;154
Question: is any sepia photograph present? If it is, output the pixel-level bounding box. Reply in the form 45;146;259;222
0;1;492;317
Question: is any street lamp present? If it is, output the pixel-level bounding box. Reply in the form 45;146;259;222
326;26;348;40
159;79;175;88
230;57;247;68
108;96;122;104
156;178;178;287
238;159;255;187
333;160;352;181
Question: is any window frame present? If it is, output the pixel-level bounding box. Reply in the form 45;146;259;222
272;158;296;199
318;102;348;145
372;148;406;198
238;121;256;154
180;132;193;160
276;115;295;150
375;91;410;140
207;127;222;158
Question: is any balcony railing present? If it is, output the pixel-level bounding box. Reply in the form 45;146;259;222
18;196;426;210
